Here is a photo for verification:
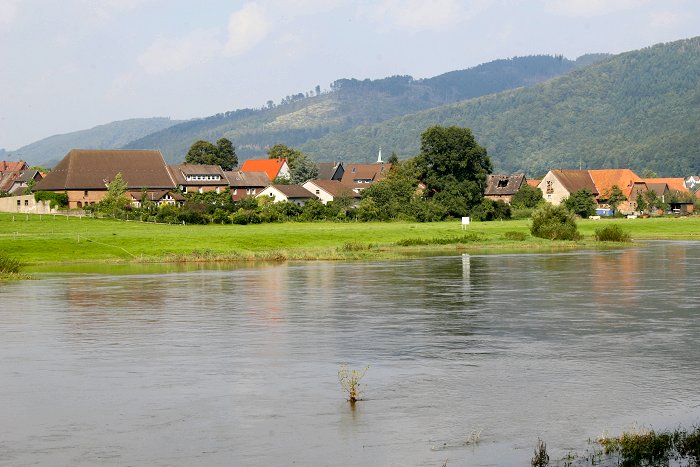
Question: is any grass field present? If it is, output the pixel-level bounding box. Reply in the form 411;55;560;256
1;212;698;269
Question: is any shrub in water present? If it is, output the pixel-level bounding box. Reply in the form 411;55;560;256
338;364;369;403
530;204;582;240
594;224;631;242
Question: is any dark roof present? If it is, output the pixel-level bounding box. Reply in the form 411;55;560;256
645;182;669;197
224;170;269;187
305;179;360;198
269;184;316;199
484;174;526;196
35;149;175;190
317;162;343;180
168;164;227;185
551;169;598;196
129;190;185;202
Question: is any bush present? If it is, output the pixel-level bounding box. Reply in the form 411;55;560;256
0;253;21;274
595;224;631;242
530;204;582;240
34;191;68;208
470;198;512;221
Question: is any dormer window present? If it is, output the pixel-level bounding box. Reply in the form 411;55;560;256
497;179;508;188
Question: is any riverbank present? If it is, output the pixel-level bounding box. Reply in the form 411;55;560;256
1;213;698;271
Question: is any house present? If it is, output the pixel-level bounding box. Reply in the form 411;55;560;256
685;175;700;191
0;160;29;193
588;169;645;214
538;169;599;205
483;174;526;203
241;158;290;180
33;149;176;209
128;190;185;207
317;162;344;181
302;180;361;205
642;177;689;194
224;170;270;201
168;164;228;194
256;185;317;206
7;169;44;195
341;163;391;192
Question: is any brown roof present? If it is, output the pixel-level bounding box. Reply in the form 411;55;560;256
645;182;669;197
269;184;316;199
341;163;391;183
224;170;270;187
642;178;689;193
129;190;185;202
168;164;227;185
305;179;360;198
551;169;599;196
317;162;344;180
527;179;541;187
484;174;526;196
35;149;175;191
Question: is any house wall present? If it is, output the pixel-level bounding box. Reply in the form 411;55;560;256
0;195;54;214
64;190;105;208
484;194;514;203
302;182;333;204
538;172;570;205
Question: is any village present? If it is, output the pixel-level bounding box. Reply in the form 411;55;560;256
0;148;697;219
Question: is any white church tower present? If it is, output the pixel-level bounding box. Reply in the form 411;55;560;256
376;146;383;164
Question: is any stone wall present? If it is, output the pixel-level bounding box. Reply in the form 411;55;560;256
0;195;55;214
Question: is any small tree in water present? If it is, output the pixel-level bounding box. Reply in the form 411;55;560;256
338;364;369;403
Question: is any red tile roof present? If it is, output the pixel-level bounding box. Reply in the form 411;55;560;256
341;163;391;183
241;158;287;180
527;179;541;187
589;169;642;198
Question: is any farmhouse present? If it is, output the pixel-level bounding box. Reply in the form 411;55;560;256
241;158;290;180
33;149;176;209
483;174;526;203
0;160;29;193
257;185;317;206
168;164;228;194
538;169;599;205
224;170;270;201
302;179;361;205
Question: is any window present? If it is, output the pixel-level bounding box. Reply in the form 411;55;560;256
352;167;356;173
84;190;89;196
24;200;29;206
497;179;508;188
546;180;554;194
16;200;20;207
315;190;320;194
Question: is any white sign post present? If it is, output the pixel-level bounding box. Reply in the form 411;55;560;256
461;216;470;230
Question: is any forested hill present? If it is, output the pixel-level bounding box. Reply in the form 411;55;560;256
9;118;181;167
123;55;594;163
300;37;700;177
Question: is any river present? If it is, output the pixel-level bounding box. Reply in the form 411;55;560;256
1;241;699;466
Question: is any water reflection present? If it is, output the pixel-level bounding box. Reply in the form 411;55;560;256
1;241;699;466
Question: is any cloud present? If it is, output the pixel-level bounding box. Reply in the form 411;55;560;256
361;0;488;32
77;0;156;20
137;29;220;74
544;0;648;18
0;0;18;27
224;3;271;56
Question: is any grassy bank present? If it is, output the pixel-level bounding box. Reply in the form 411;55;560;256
1;213;698;269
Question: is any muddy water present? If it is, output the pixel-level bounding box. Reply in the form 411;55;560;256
1;242;699;466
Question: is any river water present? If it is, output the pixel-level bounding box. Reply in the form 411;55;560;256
1;242;699;466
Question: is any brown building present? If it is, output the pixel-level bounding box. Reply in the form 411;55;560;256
483;174;526;203
224;170;270;201
168;164;228;194
34;149;176;209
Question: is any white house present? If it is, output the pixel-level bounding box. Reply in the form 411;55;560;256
302;180;361;205
256;184;317;206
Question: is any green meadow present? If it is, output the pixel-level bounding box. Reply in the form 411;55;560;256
1;212;698;270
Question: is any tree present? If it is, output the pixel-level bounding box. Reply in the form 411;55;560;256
185;138;238;170
563;188;597;217
511;183;543;209
636;192;648;213
267;144;318;184
96;172;130;215
414;126;492;217
388;151;399;165
530;204;582;240
604;185;627;213
215;138;238;170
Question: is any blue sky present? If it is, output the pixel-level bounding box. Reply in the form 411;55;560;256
1;0;699;150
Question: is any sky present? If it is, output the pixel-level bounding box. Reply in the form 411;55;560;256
1;0;699;151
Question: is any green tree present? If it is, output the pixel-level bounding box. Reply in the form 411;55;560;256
215;138;238;170
414;126;492;217
185;138;238;170
530;204;582;240
636;192;648;213
388;151;399;165
604;185;627;213
511;183;543;209
361;159;419;220
96;172;131;216
563;188;597;217
268;144;318;184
